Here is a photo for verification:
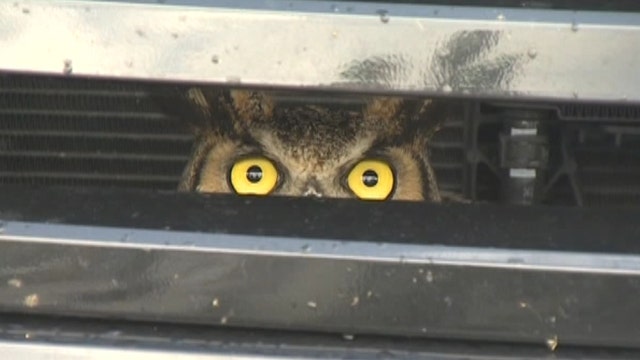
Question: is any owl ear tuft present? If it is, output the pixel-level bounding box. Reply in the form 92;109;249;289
151;86;236;137
361;97;404;137
363;97;403;121
410;100;451;142
184;87;238;136
230;90;275;125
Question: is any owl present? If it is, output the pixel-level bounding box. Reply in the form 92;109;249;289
170;88;454;202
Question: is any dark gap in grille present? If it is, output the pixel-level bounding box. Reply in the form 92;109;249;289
572;126;640;206
1;73;639;207
558;104;640;122
472;103;640;206
0;74;192;190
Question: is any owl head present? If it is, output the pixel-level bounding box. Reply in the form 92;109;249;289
173;88;450;201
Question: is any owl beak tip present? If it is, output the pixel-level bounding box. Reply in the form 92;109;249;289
302;187;323;198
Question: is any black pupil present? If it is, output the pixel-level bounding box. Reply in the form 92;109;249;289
362;170;378;187
246;165;263;183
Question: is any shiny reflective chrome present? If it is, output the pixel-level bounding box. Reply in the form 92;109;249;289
2;221;640;275
2;217;640;348
2;338;335;360
0;341;275;360
0;1;639;101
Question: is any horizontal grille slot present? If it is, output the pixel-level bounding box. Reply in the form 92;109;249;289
0;134;192;154
0;130;192;140
430;119;466;194
432;168;464;192
0;75;150;92
582;193;640;207
582;185;640;195
0;156;187;174
579;165;640;175
0;94;161;113
0;109;171;120
1;151;190;162
0;172;180;189
0;75;192;190
0;114;184;133
430;141;465;149
561;125;640;206
559;103;640;122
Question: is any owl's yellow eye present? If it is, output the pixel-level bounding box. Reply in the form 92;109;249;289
347;160;394;200
229;157;278;195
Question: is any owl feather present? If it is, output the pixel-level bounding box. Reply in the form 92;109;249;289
160;87;454;202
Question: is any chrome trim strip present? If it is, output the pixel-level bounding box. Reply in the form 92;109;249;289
2;220;640;274
1;0;639;101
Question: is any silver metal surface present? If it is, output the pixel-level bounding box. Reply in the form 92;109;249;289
2;220;640;274
4;316;634;360
2;215;640;347
0;341;290;360
1;0;639;102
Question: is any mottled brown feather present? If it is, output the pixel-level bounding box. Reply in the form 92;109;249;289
179;88;449;202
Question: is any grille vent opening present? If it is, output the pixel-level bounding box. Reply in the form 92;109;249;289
0;75;192;189
1;73;639;207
